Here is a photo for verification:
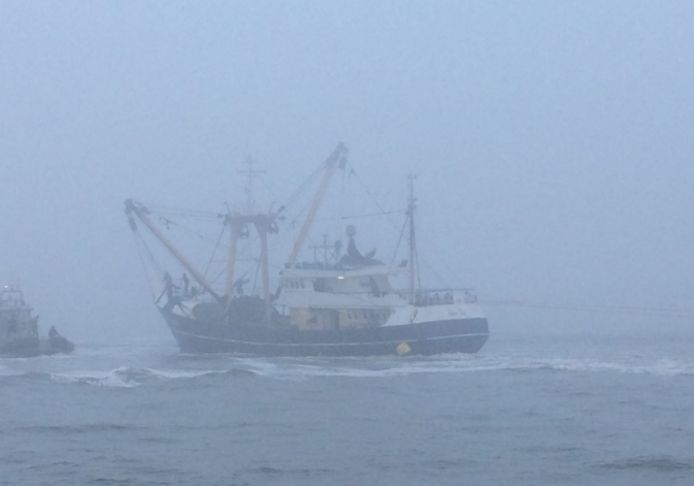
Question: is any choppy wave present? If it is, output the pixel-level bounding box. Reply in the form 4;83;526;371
0;366;256;387
47;366;257;387
234;354;694;380
599;455;694;472
463;355;694;377
12;423;141;434
2;354;693;388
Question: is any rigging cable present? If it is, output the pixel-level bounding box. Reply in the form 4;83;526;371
156;216;210;242
204;222;227;278
347;163;429;275
277;160;326;216
128;221;164;299
340;210;403;220
479;298;694;319
144;204;219;221
347;162;401;225
389;217;409;267
416;252;453;289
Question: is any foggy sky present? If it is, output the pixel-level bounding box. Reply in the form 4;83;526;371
2;1;693;341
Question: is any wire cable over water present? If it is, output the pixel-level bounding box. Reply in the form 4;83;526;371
480;298;694;319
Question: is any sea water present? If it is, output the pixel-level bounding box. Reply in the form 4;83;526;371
1;331;693;485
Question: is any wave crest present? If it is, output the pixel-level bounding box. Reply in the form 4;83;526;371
49;366;256;387
230;355;694;379
3;353;693;387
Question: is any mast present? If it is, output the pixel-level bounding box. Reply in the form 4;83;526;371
255;218;272;321
221;212;275;314
286;143;347;267
225;157;261;303
225;157;275;320
125;199;222;302
237;156;265;214
224;216;241;304
407;175;418;305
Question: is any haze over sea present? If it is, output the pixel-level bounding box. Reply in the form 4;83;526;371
2;1;694;484
2;326;693;486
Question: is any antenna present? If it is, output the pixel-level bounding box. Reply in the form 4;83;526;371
237;156;266;214
309;234;332;266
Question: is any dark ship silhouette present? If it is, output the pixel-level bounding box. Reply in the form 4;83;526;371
126;144;488;356
0;285;74;357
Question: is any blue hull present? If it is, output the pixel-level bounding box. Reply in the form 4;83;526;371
162;310;489;357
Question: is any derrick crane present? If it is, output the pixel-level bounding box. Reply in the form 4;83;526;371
125;199;222;303
286;142;348;267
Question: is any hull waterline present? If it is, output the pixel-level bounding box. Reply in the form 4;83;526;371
162;310;489;357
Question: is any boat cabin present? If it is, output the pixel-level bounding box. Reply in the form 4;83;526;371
278;258;406;331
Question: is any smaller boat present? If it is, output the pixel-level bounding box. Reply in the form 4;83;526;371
0;285;75;357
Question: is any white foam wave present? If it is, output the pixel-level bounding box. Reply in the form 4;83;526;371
513;356;694;376
21;354;694;387
48;366;240;388
231;355;694;380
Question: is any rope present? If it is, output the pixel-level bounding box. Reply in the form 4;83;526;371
389;217;409;267
340;210;403;220
128;222;163;299
204;223;227;277
132;240;155;299
348;162;402;229
145;204;219;221
480;298;694;319
417;253;452;289
278;161;326;216
157;216;212;242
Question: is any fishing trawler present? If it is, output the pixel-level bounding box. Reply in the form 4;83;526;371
125;144;489;356
0;285;74;357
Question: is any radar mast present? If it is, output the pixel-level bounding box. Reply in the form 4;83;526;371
407;174;419;304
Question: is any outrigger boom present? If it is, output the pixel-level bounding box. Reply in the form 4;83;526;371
125;199;222;302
